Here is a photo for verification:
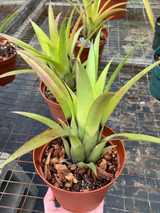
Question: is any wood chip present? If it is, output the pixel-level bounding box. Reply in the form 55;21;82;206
75;166;86;176
65;173;78;183
44;148;53;179
99;158;107;170
57;170;65;181
54;164;69;175
82;189;90;192
50;158;59;165
55;174;63;187
65;180;73;188
70;164;77;171
96;166;113;180
103;153;111;161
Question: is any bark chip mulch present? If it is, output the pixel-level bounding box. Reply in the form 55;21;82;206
39;138;119;192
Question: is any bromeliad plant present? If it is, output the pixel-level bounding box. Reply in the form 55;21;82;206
0;10;19;33
0;5;89;91
1;32;160;172
67;0;127;41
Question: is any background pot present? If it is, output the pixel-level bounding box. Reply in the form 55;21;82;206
33;125;125;212
150;47;160;100
40;81;65;122
99;0;128;20
72;26;109;63
152;17;160;50
0;37;16;86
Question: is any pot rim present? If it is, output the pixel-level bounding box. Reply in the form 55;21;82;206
70;23;109;50
153;47;160;69
33;125;125;195
40;81;60;107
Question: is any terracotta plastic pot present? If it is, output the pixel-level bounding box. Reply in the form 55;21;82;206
72;24;109;63
150;47;160;100
0;37;16;86
99;0;128;20
33;125;125;212
40;81;65;122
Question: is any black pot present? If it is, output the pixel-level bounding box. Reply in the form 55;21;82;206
152;17;160;50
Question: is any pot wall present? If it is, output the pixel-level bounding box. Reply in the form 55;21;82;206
72;25;109;63
40;81;65;122
33;125;125;212
153;17;160;50
0;37;16;86
150;47;160;100
99;0;128;20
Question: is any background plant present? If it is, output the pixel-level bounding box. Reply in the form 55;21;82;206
67;0;127;41
0;5;88;91
0;10;19;33
1;33;160;173
142;0;155;32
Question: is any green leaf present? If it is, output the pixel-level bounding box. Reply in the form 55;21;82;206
70;26;83;59
92;0;100;22
30;20;52;55
86;42;96;88
62;137;71;160
59;19;69;69
18;50;73;120
83;92;115;156
0;10;19;33
64;72;76;91
102;60;160;126
0;33;42;56
0;69;34;78
96;8;127;26
69;136;85;163
0;129;67;169
98;0;112;15
65;84;77;115
87;143;116;163
93;58;113;98
57;119;70;132
66;0;81;14
101;133;160;144
48;4;59;44
142;0;155;32
36;52;66;79
93;30;100;74
77;162;97;175
66;9;75;49
105;37;149;93
102;145;117;156
76;61;94;139
11;111;63;131
45;42;59;61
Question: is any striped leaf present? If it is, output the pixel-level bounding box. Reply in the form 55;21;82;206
142;0;155;32
0;69;34;78
48;4;59;44
0;129;67;169
76;61;94;139
69;136;85;163
101;133;160;144
12;111;63;131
